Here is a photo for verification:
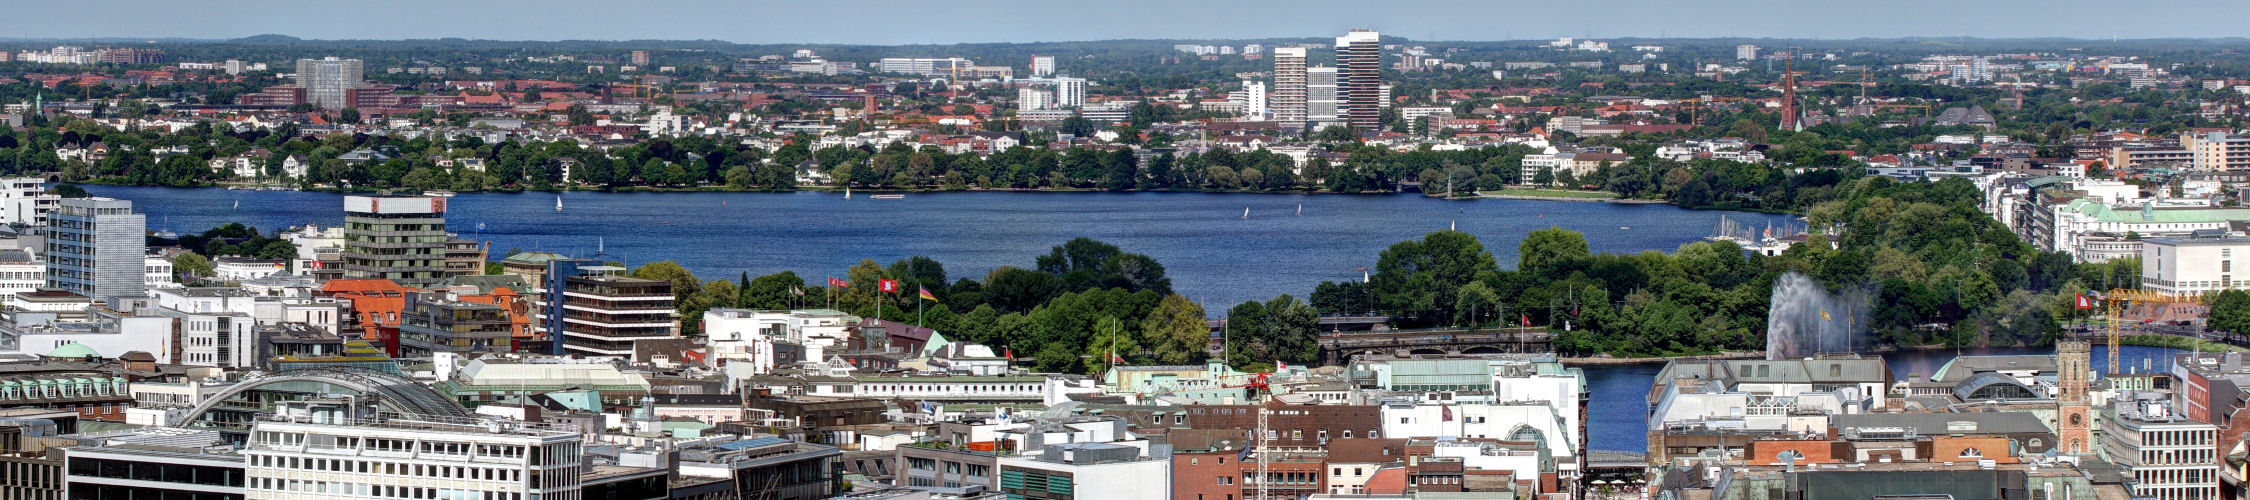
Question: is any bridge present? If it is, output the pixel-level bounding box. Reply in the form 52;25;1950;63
1317;327;1552;364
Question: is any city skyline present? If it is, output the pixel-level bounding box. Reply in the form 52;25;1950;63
11;0;2250;44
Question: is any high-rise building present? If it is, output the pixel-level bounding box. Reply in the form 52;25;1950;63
224;59;245;75
630;50;651;66
1306;66;1339;125
1336;30;1383;131
1053;77;1087;108
341;196;448;288
1018;86;1054;111
1736;44;1760;61
1270;47;1308;126
45;197;145;302
295;57;364;110
1031;55;1056;77
1241;81;1268;120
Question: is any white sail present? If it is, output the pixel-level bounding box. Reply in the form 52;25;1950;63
555;196;562;211
1242;207;1249;219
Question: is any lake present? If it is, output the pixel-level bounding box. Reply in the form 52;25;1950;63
84;186;1799;308
1577;345;2191;453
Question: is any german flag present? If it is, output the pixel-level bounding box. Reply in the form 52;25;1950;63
918;286;938;301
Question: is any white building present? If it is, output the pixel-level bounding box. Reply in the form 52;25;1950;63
1736;45;1760;61
2141;233;2250;295
0;177;58;226
996;443;1169;500
212;257;288;282
0;249;40;299
1018;87;1053;111
244;417;584;500
1030;55;1055;77
1053;77;1087;108
2101;393;2218;500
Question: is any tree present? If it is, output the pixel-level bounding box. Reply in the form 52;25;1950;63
1518;226;1590;277
630;260;701;306
1368;230;1499;326
743;271;808;310
172;252;213;283
1143;294;1210;364
2211;290;2250;336
338;108;361;125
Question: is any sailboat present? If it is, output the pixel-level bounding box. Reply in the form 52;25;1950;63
232;200;239;210
1295;204;1302;216
844;185;852;199
554;195;562;211
595;237;606;256
1241;207;1249;219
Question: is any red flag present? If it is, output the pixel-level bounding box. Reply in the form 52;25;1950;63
879;279;901;293
2075;294;2094;310
1441;405;1454;422
1110;352;1125;363
1520;314;1531;327
828;277;846;288
1003;347;1014;360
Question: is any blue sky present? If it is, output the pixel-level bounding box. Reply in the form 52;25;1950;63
14;0;2250;44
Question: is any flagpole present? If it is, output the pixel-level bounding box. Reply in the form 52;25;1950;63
917;290;924;328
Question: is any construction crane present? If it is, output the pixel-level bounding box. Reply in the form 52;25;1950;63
2097;288;2205;373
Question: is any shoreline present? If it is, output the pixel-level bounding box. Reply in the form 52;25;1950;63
1557;343;2023;366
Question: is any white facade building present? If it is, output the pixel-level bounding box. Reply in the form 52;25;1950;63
1053;77;1087;108
2142;234;2250;295
1030;55;1055;77
244;418;585;500
0;177;58;226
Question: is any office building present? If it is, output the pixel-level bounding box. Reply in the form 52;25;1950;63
550;266;677;357
1336;30;1383;131
295;57;364;110
629;50;650;66
1271;47;1308;126
1307;66;1339;125
397;292;514;357
44;197;145;302
1737;44;1760;61
341;196;448;288
0;177;58;226
1053;77;1087;108
1030;55;1055;77
244;417;584;500
996;443;1168;500
2101;393;2218;500
61;428;244;500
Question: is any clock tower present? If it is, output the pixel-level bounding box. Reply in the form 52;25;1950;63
2057;340;2095;454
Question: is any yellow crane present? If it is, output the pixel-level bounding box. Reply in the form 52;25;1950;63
2097;288;2204;374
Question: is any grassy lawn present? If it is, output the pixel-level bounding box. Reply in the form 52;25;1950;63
1486;188;1617;199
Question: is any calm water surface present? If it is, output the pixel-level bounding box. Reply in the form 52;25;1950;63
88;186;1798;308
1577;345;2190;453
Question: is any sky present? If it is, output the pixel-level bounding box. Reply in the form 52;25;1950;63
13;0;2250;44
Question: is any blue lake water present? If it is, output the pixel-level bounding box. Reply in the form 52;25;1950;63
1577;345;2191;453
85;186;1799;309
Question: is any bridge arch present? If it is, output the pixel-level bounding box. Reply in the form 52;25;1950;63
1407;348;1448;356
1461;345;1509;355
179;369;471;429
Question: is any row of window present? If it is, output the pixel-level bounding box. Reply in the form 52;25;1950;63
250;477;534;500
250;454;546;484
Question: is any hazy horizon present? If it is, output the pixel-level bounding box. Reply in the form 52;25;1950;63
14;0;2250;45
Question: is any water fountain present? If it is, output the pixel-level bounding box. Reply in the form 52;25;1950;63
1765;271;1869;360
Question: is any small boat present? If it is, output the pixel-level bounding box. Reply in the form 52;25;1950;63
554;196;563;211
1295;204;1302;216
1241;207;1249;219
870;194;906;200
232;200;239;210
1619;226;1630;230
595;237;605;256
844;186;852;199
423;190;457;197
